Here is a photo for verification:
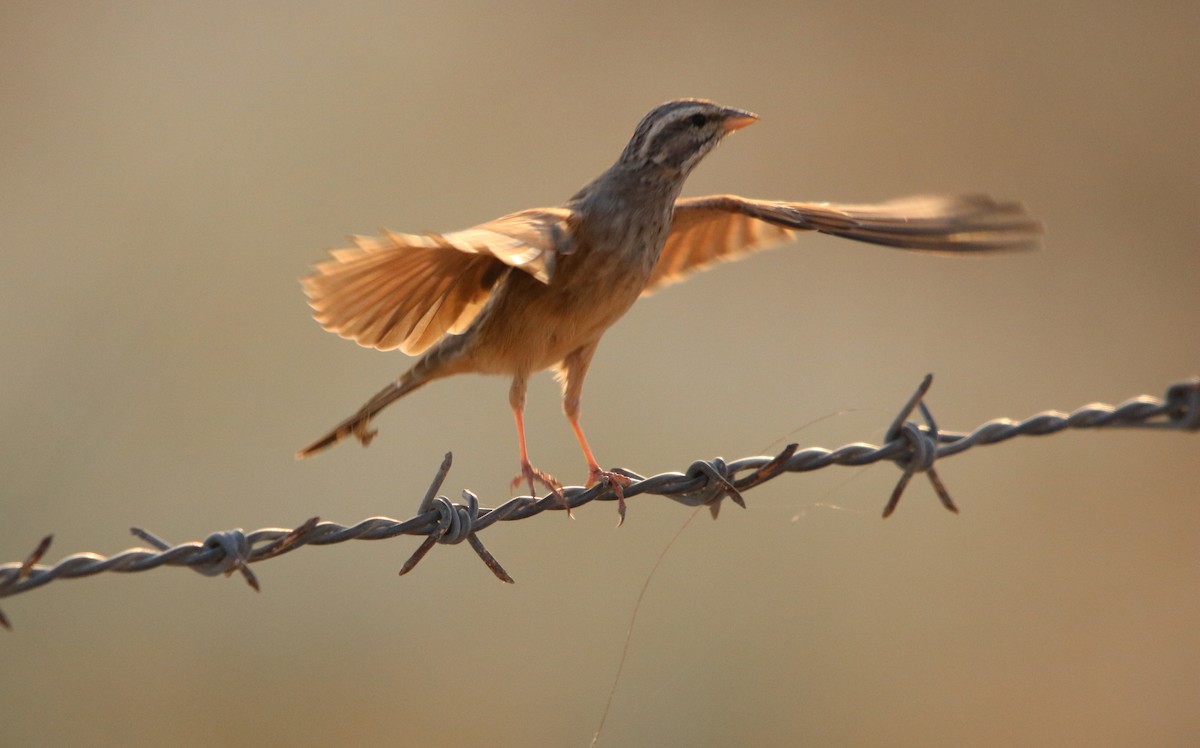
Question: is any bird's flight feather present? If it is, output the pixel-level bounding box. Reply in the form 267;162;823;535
643;194;1042;294
303;207;572;354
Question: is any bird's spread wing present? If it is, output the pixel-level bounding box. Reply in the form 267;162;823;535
303;207;574;354
643;194;1043;294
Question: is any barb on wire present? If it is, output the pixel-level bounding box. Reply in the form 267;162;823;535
1;375;1196;629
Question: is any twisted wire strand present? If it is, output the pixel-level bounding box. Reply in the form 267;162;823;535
2;374;1196;629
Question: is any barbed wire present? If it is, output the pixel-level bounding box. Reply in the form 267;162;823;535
2;374;1197;629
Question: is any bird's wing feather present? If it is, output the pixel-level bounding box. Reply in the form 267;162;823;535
643;194;1043;294
303;207;574;354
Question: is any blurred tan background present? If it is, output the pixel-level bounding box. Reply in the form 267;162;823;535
2;2;1197;746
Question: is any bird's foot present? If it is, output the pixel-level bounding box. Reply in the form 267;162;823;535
588;468;634;527
512;461;570;517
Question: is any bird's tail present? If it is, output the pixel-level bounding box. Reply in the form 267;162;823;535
295;371;429;458
298;325;474;459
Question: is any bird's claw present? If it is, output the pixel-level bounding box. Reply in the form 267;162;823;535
512;462;570;516
589;468;634;527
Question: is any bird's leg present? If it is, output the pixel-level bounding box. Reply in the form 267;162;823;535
511;406;567;508
508;375;568;514
568;414;633;526
559;343;633;525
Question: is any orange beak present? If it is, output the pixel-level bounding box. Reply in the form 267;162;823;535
721;109;759;133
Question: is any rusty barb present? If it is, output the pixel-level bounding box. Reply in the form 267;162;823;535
2;374;1197;629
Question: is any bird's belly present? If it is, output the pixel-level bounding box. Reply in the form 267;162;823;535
464;265;647;374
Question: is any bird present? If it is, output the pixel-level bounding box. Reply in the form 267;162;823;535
296;98;1041;521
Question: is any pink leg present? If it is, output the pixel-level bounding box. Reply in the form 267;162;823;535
508;375;567;514
559;344;633;525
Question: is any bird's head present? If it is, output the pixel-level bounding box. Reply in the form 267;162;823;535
617;99;758;177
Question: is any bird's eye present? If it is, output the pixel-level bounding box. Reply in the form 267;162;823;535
688;113;708;127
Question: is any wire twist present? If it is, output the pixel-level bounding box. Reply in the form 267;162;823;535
2;374;1196;629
